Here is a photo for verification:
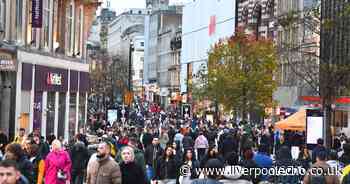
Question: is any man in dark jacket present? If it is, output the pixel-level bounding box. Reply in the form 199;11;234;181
312;138;327;163
191;158;224;184
144;137;163;181
70;140;89;184
182;133;194;150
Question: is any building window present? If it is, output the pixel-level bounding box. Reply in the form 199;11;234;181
66;1;74;55
140;56;144;62
267;0;274;18
16;0;23;44
140;42;144;47
75;6;83;56
0;0;5;39
140;69;143;78
43;0;52;49
241;7;249;25
46;92;55;137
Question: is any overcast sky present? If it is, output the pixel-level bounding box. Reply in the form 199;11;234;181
100;0;192;15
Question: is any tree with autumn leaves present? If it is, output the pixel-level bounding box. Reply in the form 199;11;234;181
193;30;278;121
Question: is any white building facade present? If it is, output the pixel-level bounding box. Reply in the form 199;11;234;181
180;0;236;94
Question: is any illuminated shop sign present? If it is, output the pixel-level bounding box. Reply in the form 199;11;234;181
47;72;62;86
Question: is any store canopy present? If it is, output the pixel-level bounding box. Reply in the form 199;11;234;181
275;108;306;131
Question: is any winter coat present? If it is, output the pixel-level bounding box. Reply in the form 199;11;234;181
144;145;163;167
17;156;34;184
253;152;272;181
155;156;178;180
272;146;303;184
120;161;146;184
116;146;146;171
86;154;122;184
194;135;209;149
30;156;45;184
44;150;72;184
69;141;89;174
182;136;194;150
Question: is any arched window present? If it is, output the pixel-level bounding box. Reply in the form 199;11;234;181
267;0;275;18
241;7;249;25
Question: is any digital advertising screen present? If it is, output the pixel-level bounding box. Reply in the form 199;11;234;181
306;109;324;145
107;109;118;125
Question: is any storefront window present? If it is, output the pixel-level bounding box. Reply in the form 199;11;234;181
78;93;86;131
58;92;66;139
69;92;76;138
46;92;55;137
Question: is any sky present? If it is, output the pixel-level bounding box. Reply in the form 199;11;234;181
101;0;192;15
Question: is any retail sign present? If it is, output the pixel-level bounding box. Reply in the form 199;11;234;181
32;0;43;28
0;53;15;71
47;72;63;86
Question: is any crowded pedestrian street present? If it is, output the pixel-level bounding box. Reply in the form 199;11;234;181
1;0;350;184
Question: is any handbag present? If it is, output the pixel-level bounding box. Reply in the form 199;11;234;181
57;169;67;180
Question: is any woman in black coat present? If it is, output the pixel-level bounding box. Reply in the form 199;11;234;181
120;146;147;184
155;145;178;184
181;149;200;183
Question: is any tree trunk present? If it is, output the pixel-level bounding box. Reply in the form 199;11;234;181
323;101;333;148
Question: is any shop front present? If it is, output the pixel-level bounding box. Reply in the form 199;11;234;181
16;50;90;140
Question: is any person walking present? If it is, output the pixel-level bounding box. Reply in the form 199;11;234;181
304;151;340;184
69;139;89;184
86;142;122;184
44;139;72;184
194;131;209;161
4;143;34;183
144;137;164;182
28;144;45;184
180;149;200;184
154;146;178;184
119;146;146;184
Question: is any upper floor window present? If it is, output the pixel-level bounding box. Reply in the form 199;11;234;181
267;0;274;18
43;0;52;50
241;7;249;25
16;0;24;44
66;1;74;55
0;0;5;39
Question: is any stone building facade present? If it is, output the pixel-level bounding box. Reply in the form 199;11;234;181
0;0;100;139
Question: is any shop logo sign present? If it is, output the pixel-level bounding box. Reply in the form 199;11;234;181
47;72;62;86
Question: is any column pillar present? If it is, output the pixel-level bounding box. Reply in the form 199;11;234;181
41;91;47;138
54;92;59;137
29;65;35;133
64;70;70;141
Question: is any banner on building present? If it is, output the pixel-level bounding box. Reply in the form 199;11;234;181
0;52;15;71
32;0;43;28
